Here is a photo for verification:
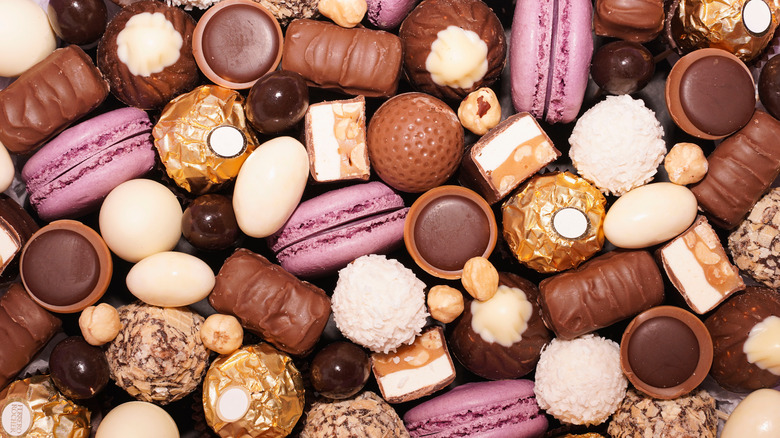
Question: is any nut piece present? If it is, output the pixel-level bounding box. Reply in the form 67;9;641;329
200;313;244;354
458;87;501;135
79;303;122;346
427;285;465;323
461;257;499;301
664;142;709;185
318;0;367;28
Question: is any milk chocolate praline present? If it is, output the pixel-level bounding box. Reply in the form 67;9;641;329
620;306;713;399
759;55;780;121
404;185;497;279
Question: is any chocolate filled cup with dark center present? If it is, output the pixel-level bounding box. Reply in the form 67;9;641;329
20;220;112;313
192;0;283;89
620;306;713;399
404;185;497;279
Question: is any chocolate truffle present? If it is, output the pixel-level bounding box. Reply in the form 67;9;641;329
246;70;309;134
608;389;718;437
47;0;107;45
593;0;664;43
193;0;283;89
311;342;370;400
97;1;199;109
620;306;713;399
729;188;780;287
705;287;780;392
367;93;464;193
20;220;112;314
449;273;552;380
49;336;110;399
399;0;506;101
590;41;655;95
181;194;240;251
665;48;755;140
255;0;319;26
300;391;409;438
405;186;497;279
759;55;780;122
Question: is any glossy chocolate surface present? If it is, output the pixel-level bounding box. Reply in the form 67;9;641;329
246;70;309;134
590;41;654;95
627;316;700;388
47;0;107;45
49;336;110;399
310;342;370;399
593;0;664;42
182;194;240;251
759;55;780;120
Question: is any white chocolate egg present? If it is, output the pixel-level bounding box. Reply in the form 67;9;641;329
722;388;780;438
126;251;215;307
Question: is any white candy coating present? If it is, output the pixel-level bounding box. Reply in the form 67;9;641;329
0;0;56;77
99;179;183;263
426;26;488;89
721;388;780;438
604;183;698;248
96;401;179;438
233;136;309;238
116;12;183;77
126;251;215;307
0;143;14;193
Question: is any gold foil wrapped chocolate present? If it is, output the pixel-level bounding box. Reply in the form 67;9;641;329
153;85;259;195
668;0;780;61
203;343;304;438
502;172;607;273
0;375;89;438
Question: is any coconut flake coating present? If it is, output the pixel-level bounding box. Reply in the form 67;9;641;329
534;334;627;425
332;254;428;353
569;95;666;196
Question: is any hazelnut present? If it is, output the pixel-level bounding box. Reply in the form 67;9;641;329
79;303;122;346
427;285;465;323
200;314;243;355
457;87;501;135
318;0;367;28
664;142;708;185
461;256;499;301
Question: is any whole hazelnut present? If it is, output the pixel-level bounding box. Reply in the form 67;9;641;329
664;142;708;185
200;314;243;355
461;256;499;301
457;87;501;135
79;303;122;346
427;285;465;323
318;0;367;28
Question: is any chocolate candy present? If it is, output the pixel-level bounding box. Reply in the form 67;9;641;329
0;283;61;390
47;0;107;45
590;41;655;95
690;110;780;229
311;342;370;399
246;70;309;134
193;0;283;89
209;248;331;355
182;194;240;251
538;250;665;340
281;19;403;97
0;195;38;283
49;336;110;399
20;220;112;313
620;306;713;399
593;0;664;42
759;55;780;120
0;45;108;154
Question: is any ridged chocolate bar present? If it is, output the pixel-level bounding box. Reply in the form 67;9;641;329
209;248;331;356
0;45;109;154
538;250;664;339
690;110;780;229
281;19;402;97
0;283;61;390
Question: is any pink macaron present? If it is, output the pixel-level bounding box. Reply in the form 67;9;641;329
267;181;409;278
510;0;594;124
366;0;419;29
21;107;156;221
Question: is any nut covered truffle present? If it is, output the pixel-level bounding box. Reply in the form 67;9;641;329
729;188;780;288
300;391;410;438
607;389;717;437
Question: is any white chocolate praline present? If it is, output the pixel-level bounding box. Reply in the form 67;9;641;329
318;0;367;28
0;0;56;77
721;388;780;438
458;88;501;135
470;285;533;347
116;12;183;77
604;183;698;248
426;26;488;89
126;251;215;307
744;316;780;375
96;401;179;438
99;179;183;263
0;143;14;193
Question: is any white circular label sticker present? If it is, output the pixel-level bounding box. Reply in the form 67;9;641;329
207;125;247;158
216;386;251;423
552;207;589;239
743;0;772;35
1;401;32;437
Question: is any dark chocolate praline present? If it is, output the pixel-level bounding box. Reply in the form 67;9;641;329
49;336;110;400
246;70;309;134
590;41;655;95
759;55;780;121
310;342;370;399
182;194;240;251
47;0;107;45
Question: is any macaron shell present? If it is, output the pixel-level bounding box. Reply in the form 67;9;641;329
510;0;553;120
366;0;419;29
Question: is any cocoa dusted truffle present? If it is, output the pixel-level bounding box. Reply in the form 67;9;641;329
399;0;506;101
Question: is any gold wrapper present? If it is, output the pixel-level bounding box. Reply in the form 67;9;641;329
0;375;89;438
153;85;259;195
502;172;606;273
670;0;780;61
202;343;304;438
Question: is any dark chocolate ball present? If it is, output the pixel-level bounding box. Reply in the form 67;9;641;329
47;0;107;45
759;55;780;121
591;41;655;95
310;342;370;399
245;70;309;134
181;194;240;251
49;336;110;400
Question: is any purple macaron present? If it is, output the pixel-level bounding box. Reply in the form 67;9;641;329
366;0;419;29
403;379;548;438
22;107;156;221
267;181;409;278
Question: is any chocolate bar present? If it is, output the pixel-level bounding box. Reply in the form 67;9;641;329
459;113;560;205
659;215;744;314
281;19;403;97
305;96;370;183
690;110;780;229
209;248;331;356
0;195;38;283
0;283;61;390
0;45;109;154
538;250;665;339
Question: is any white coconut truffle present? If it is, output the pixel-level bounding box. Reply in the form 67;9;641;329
332;254;428;354
569;95;666;196
534;334;627;425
